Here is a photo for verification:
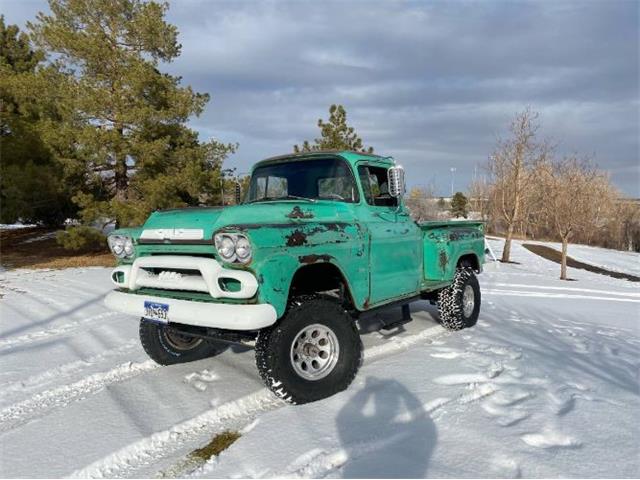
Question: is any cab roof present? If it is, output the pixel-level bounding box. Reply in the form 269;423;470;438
254;150;395;170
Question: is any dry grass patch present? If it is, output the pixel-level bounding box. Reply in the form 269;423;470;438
1;227;115;270
188;430;241;462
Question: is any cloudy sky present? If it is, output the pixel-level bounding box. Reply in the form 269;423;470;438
2;0;638;196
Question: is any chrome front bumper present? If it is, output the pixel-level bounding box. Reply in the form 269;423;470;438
104;290;277;331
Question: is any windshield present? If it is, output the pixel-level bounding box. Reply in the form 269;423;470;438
247;157;359;203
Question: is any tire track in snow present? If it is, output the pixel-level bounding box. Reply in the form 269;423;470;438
0;310;119;352
0;281;70;310
69;323;449;478
251;384;498;479
0;340;140;403
69;390;283;479
485;283;640;298
483;289;640;303
0;360;159;433
364;324;446;361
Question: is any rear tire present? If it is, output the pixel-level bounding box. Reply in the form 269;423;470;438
139;319;227;365
255;296;362;404
437;268;481;330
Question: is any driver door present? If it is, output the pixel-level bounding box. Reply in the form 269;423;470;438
357;164;422;306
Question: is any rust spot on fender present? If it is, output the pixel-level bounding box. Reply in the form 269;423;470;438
286;206;314;219
298;254;332;264
324;223;345;232
363;297;370;309
286;230;307;247
438;250;448;272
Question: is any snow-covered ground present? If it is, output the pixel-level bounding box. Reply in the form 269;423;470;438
0;240;638;478
0;224;37;230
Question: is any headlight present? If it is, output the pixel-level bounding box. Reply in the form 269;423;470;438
214;233;252;263
217;235;236;260
108;235;134;259
123;237;134;256
235;236;251;261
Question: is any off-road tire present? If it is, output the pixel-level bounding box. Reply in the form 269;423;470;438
139;319;227;365
255;295;363;404
437;268;481;330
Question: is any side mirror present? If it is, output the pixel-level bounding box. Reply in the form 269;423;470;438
387;166;406;198
234;182;242;204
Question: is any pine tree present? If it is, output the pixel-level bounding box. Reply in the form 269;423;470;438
0;15;74;225
450;192;469;218
28;0;235;227
294;104;373;154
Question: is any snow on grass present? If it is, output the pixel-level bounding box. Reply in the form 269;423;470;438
0;240;638;477
564;243;640;276
525;239;640;277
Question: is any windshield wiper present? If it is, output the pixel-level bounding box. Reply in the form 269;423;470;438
248;195;316;203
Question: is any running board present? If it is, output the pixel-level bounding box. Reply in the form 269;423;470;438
380;304;413;331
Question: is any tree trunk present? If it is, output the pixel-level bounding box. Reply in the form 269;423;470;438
113;125;127;201
560;237;568;280
114;157;128;201
113;125;127;229
501;223;514;263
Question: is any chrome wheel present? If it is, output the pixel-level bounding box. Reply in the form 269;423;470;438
290;323;340;381
463;284;475;318
163;329;203;351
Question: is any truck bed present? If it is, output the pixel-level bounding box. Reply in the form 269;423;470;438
418;220;485;283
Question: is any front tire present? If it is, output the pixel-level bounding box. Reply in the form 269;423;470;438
437;268;481;330
139;319;227;365
255;296;362;404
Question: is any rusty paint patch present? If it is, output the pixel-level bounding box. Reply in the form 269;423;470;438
298;254;332;264
438;250;448;272
285;230;307;247
286;206;314;219
324;223;345;232
363;297;370;309
448;228;481;241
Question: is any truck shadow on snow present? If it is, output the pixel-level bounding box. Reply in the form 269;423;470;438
336;376;436;478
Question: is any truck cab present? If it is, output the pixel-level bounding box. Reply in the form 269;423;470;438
105;151;485;403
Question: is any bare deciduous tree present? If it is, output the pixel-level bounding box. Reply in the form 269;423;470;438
535;156;606;280
405;186;441;221
488;108;550;262
468;178;491;222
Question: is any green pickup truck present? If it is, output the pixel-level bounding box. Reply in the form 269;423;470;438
105;151;485;403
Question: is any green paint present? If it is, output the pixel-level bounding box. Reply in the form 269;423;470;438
109;151;485;319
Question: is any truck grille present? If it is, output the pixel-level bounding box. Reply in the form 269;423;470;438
110;255;258;299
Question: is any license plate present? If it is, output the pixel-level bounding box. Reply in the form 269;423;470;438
143;301;169;323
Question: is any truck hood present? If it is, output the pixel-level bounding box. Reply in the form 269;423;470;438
142;207;225;239
141;201;352;240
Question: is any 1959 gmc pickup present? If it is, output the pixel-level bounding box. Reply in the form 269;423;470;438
104;151;485;403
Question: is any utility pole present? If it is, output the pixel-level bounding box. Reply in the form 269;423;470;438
450;167;456;197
